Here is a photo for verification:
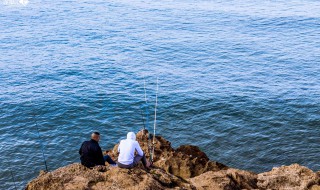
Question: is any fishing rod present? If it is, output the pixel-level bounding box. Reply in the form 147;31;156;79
141;78;154;162
140;109;145;130
141;77;157;163
151;77;159;162
143;79;149;131
140;79;147;130
33;114;48;172
144;79;147;104
9;167;17;190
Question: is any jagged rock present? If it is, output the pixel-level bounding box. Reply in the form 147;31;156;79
136;129;174;161
25;163;106;190
92;167;164;190
25;163;193;190
157;145;227;179
134;130;227;179
257;164;320;190
25;130;319;190
108;129;174;162
189;168;258;190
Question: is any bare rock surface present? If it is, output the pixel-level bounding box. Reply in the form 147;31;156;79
25;163;105;190
111;130;228;179
257;164;320;190
26;130;319;190
189;168;258;190
26;163;194;190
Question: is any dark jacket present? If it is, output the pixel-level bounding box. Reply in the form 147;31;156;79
79;139;105;168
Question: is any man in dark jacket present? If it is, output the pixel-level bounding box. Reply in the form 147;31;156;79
79;132;116;168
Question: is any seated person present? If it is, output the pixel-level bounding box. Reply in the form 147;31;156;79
79;132;116;168
117;132;151;169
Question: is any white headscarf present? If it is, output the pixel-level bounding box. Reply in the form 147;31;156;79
126;132;136;140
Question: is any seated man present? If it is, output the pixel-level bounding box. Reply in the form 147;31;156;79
117;132;151;169
79;132;116;168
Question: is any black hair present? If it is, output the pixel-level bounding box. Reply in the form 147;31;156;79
93;132;100;135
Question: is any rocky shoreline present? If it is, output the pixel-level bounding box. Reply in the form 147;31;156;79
26;130;320;190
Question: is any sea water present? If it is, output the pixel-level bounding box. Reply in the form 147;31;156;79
0;0;319;189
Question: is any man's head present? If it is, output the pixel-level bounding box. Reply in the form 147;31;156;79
91;132;100;142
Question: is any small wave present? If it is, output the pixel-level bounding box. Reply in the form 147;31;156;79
2;0;29;6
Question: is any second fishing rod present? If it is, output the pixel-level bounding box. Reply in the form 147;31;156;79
141;77;159;163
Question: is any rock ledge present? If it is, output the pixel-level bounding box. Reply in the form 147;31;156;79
26;130;320;190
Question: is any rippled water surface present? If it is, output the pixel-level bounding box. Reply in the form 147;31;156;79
1;0;320;189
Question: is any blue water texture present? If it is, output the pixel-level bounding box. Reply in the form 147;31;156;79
1;0;320;189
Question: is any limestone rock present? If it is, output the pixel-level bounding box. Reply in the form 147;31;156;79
25;163;193;190
257;163;320;190
189;168;258;190
25;163;106;190
25;130;319;190
108;129;174;162
310;185;320;190
136;130;227;179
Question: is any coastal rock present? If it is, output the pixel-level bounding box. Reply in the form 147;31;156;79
257;163;320;190
26;130;319;190
135;129;175;161
25;163;194;190
189;168;258;190
25;163;106;190
310;185;320;190
136;130;227;179
155;145;227;179
109;129;227;179
92;166;193;190
108;129;174;162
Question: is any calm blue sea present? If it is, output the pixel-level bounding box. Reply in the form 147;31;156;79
1;0;320;189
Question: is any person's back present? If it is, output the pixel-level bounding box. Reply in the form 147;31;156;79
79;132;116;168
79;139;104;168
117;132;150;169
118;133;143;165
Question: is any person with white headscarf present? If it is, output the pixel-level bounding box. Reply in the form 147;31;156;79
117;132;151;169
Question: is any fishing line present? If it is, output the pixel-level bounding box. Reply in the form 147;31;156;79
140;108;146;130
143;78;149;130
9;165;17;190
151;77;159;162
141;77;154;162
33;114;48;172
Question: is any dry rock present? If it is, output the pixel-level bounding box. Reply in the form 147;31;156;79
189;168;258;190
25;130;319;190
257;163;320;190
25;163;106;190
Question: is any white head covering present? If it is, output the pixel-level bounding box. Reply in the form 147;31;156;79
127;132;136;140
